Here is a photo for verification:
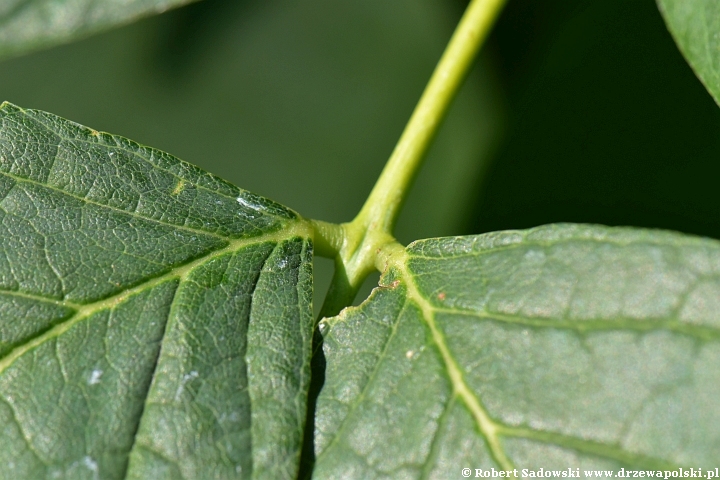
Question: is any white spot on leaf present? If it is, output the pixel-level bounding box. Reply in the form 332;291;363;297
175;370;199;401
83;456;99;480
88;369;103;385
236;196;259;210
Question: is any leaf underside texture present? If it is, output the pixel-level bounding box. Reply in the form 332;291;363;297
0;102;313;480
0;0;198;60
314;225;720;478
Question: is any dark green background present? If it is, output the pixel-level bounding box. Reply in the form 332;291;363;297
2;0;718;305
472;0;720;238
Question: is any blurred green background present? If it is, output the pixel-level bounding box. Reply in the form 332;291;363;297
2;0;719;308
471;0;720;239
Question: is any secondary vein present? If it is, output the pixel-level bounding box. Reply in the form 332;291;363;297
431;307;720;341
313;291;409;464
0;170;236;241
499;425;678;469
0;288;80;309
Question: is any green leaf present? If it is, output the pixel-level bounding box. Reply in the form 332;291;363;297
0;102;313;479
314;224;720;477
0;0;199;60
657;0;720;106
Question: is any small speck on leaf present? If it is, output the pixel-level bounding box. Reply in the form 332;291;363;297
171;179;186;195
88;369;103;385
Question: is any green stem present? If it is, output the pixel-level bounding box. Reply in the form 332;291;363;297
316;0;506;318
355;0;507;235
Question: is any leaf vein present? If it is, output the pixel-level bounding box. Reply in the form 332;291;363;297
431;308;720;341
499;426;679;469
314;294;411;464
0;289;80;309
0;226;308;375
0;170;231;241
397;251;515;470
121;278;182;480
419;395;457;480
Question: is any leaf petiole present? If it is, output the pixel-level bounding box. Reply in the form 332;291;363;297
314;0;507;317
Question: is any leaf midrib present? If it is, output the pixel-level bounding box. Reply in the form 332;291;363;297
375;244;688;471
405;260;693;470
395;251;515;470
0;221;312;375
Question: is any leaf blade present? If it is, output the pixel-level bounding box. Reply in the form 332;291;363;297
0;102;314;479
658;0;720;106
0;280;178;479
314;224;720;477
0;0;200;60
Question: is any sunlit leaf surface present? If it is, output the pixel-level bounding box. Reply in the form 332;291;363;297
0;102;313;479
314;224;720;478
